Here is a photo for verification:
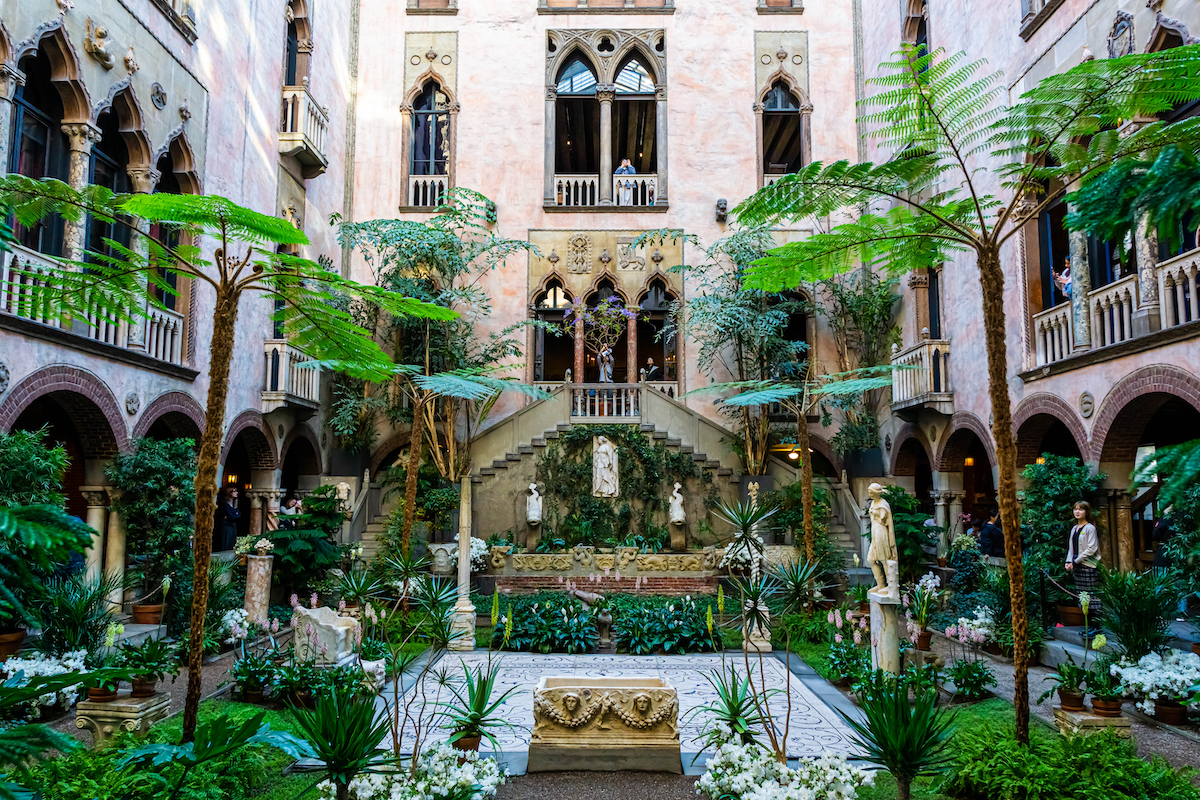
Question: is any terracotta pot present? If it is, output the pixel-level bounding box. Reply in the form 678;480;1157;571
131;603;165;625
916;630;933;651
1091;698;1124;717
1057;689;1086;712
291;690;315;709
1155;699;1188;726
1057;605;1085;627
87;686;119;703
1192;642;1200;656
130;677;158;698
857;602;870;614
0;629;27;662
937;557;947;567
452;734;482;752
243;686;265;704
237;553;249;566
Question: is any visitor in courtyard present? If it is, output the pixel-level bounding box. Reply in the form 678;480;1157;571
279;495;302;529
615;158;635;175
615;158;635;205
215;486;241;552
980;508;1004;557
645;357;660;382
597;344;614;383
1065;500;1101;628
1053;257;1072;303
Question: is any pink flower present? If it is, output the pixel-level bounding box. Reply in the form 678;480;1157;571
310;593;319;609
853;630;862;645
872;637;878;647
827;611;835;625
902;594;911;608
557;576;563;584
338;599;346;611
945;626;955;638
615;570;621;581
859;616;868;630
834;609;844;629
835;634;843;644
271;618;280;633
289;593;299;609
605;568;611;577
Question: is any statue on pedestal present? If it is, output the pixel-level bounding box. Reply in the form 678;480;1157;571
527;483;543;526
867;483;900;600
669;482;685;525
593;436;619;498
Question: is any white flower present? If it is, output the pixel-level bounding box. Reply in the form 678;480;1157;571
1;650;88;718
221;608;251;644
254;538;274;552
697;741;870;800
315;743;507;799
453;534;491;572
1110;651;1200;713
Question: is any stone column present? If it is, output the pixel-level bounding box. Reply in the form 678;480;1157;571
654;84;668;205
798;102;814;168
1133;209;1162;336
125;166;161;352
0;64;26;178
265;490;284;532
447;102;460;191
60;123;103;262
449;476;475;651
104;488;126;610
247;491;265;538
544;87;557;205
947;491;965;531
626;315;637;384
869;591;902;675
753;101;765;189
1068;221;1092;351
399;104;414;207
931;491;949;535
573;314;586;382
244;554;273;624
80;488;109;581
598;85;615;205
1113;490;1134;572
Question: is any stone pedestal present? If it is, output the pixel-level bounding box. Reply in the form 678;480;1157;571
742;603;771;653
428;543;456;575
449;476;476;652
1053;707;1132;738
243;554;273;624
104;488;126;610
529;676;681;773
869;590;902;675
76;692;170;747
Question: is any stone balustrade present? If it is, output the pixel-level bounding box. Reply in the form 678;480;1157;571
890;339;952;409
554;174;599;207
408;174;448;208
1158;250;1200;330
1032;303;1073;366
1088;273;1138;349
279;83;329;177
612;174;657;206
570;383;641;420
262;339;321;411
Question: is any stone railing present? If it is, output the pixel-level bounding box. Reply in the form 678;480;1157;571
1;244;66;330
554;174;599;207
1157;250;1200;329
570;383;641;420
1032;303;1073;366
408;175;448;208
1088;274;1139;349
613;174;657;207
262;339;321;411
646;381;677;399
890;339;951;408
279;83;329;176
145;307;186;365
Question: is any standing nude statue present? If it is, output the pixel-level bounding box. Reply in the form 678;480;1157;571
867;483;900;600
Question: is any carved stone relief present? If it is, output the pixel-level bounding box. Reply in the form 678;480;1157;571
545;29;668;87
1108;12;1134;58
567;234;592;274
84;18;116;70
616;236;645;271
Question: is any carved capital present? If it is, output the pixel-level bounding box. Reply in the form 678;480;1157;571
752;101;765;113
0;63;25;102
399;103;414;116
546;86;558;101
297;39;314;54
907;272;929;289
126;166;161;194
596;84;617;103
61;122;102;152
80;489;109;507
798;102;814;115
655;84;667;100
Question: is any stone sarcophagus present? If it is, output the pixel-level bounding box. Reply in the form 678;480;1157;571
528;676;681;773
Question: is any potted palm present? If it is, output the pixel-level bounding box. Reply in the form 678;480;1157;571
116;637;180;697
339;568;382;615
439;660;523;753
1037;653;1089;712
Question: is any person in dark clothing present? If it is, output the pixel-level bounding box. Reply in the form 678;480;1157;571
215;486;241;551
1152;513;1176;569
980;509;1004;557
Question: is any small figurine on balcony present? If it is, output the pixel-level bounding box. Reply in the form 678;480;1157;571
527;483;542;526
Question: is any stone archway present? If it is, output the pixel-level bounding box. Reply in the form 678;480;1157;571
935;412;997;522
132;391;206;441
1012;393;1088;468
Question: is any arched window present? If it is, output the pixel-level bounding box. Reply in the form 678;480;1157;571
638;279;677;382
585;278;628;382
285;19;300;85
612;55;657;183
557;56;598;95
412;81;450;178
9;48;69;255
763;80;803;178
1037;156;1071;311
532;278;574;382
615;59;654;94
555;55;600;185
86;110;133;260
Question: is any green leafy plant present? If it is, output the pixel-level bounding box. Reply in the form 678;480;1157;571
291;685;392;800
772;555;831;615
338;569;382;607
229;650;277;696
948;659;997;702
31;571;122;657
880;487;938;582
0;671;93;800
687;663;772;753
270;487;345;594
714;500;778;580
116;638;180;685
1037;653;1089;705
437;659;524;752
1099;566;1183;660
494;594;595;654
0;505;94;636
825;638;870;684
613;596;723;655
839;672;956;800
1086;656;1125;701
848;584;870;605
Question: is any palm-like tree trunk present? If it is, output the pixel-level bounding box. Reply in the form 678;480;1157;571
796;407;815;562
182;284;240;741
401;395;427;557
978;246;1031;743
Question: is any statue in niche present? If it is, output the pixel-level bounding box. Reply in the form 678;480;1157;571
593;436;619;498
669;482;685;525
527;483;542;526
867;482;900;600
84;18;116;70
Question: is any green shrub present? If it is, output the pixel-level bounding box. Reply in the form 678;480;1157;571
944;723;1200;800
771;611;828;646
1099;566;1183;660
0;427;68;509
492;592;596;654
825;638;870;683
270;485;344;593
613;596;722;655
947;658;997;701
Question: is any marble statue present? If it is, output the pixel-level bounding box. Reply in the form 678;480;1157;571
669;482;685;525
527;483;542;526
867;483;900;600
747;481;760;509
593;436;619;497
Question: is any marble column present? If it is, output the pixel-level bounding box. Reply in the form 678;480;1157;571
654;84;668;205
247;492;265;539
1133;209;1162;337
124;166;161;352
80;488;109;581
869;590;902;675
104;488;127;610
544;87;557;205
753;102;765;188
598;85;615;206
626;316;637;384
1113;490;1134;572
243;554;273;624
449;476;476;651
798;102;814;168
0;64;26;179
1068;222;1092;351
265;490;284;532
573;315;586;382
399;104;414;206
947;491;966;530
931;491;950;532
60;123;103;262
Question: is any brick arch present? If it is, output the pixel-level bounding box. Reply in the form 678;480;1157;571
370;430;414;477
807;433;841;477
1091;365;1200;462
0;365;127;457
281;423;322;475
934;411;996;472
219;409;277;470
1013;393;1088;467
890;423;933;476
132;391;206;441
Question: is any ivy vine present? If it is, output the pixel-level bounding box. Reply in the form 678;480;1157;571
536;425;717;548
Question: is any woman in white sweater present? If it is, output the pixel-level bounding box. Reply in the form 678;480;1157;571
1065;500;1101;627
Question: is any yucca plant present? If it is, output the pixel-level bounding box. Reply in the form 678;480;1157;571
31;571;124;657
0;179;456;741
339;568;383;607
728;43;1200;743
839;675;956;800
713;500;776;582
687;663;774;754
772;555;831;615
291;685;392;800
437;660;524;752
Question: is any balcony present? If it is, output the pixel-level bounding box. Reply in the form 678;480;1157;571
552;174;662;209
539;0;674;12
408;175;448;209
891;339;953;415
1158;250;1200;329
1089;274;1139;349
613;175;657;207
0;243;191;373
1032;303;1073;367
555;175;599;207
279;84;329;178
262;339;321;415
570;383;641;421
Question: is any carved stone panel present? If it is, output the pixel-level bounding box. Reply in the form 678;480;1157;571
754;31;810;99
513;554;573;571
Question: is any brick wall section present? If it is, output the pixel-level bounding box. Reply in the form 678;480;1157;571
131;391;207;440
280;423;323;473
496;576;718;595
1012;393;1088;467
933;411;996;472
219;409;278;469
891;422;933;476
1090;365;1200;462
0;365;128;456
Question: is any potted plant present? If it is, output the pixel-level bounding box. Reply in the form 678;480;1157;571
907;574;943;652
230;649;277;703
116;637;180;697
233;535;256;566
279;659;321;708
339;568;382;613
1086;657;1126;717
1037;654;1089;712
438;659;523;752
83;652;121;702
0;608;26;663
848;584;870;614
1111;650;1200;726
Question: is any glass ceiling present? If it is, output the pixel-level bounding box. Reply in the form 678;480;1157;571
556;57;598;95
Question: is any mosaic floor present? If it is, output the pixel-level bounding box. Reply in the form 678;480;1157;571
390;652;856;758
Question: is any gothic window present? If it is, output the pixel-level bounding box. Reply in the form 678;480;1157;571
638;279;677;381
555;55;600;178
532;278;574;382
763;80;803;178
585;278;628;381
1036;156;1071;311
285;19;300;85
412;81;450;178
8;49;68;256
927;267;942;339
85;111;133;261
612;55;657;179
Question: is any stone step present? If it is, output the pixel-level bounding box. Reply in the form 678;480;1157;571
652;431;668;440
518;445;535;455
557;424;572;432
471;475;483;484
717;468;733;476
691;453;707;462
640;423;657;432
704;460;721;469
543;430;560;439
679;445;694;454
491;460;509;470
665;438;681;448
506;453;522;462
113;621;168;650
531;438;547;447
1041;638;1091;670
480;467;496;476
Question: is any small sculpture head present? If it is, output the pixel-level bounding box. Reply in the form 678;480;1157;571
633;693;652;714
868;482;885;500
529;483;539;495
562;693;581;714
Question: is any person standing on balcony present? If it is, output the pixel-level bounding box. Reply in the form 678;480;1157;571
597;345;614;383
215;486;242;552
615;158;635;205
644;357;660;382
1053;257;1072;304
1065;500;1101;629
